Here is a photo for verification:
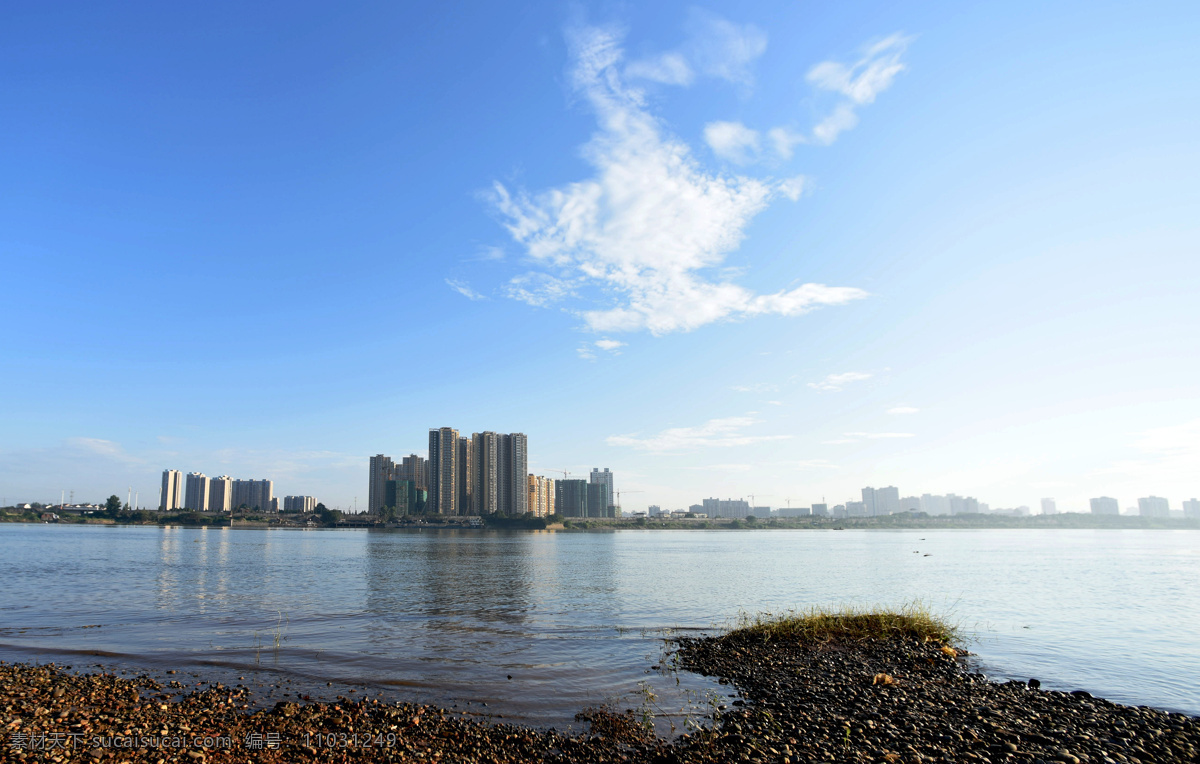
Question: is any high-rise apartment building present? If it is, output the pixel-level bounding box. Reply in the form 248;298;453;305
555;479;588;518
1183;499;1199;519
209;475;234;513
590;468;615;514
499;433;527;516
283;495;318;513
160;469;182;511
862;486;900;516
528;474;555;517
1137;496;1170;517
587;482;611;518
231;479;273;512
368;454;395;514
1089;496;1119;515
701;497;751;519
900;496;921;513
398;454;428;490
471;431;499;515
1041;498;1058;515
184;472;210;512
428;427;460;516
457;437;473;516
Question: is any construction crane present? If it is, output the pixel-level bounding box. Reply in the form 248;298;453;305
615;489;643;514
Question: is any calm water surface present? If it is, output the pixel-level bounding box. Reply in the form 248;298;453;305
0;525;1196;729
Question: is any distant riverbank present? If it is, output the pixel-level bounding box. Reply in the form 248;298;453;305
3;507;1197;532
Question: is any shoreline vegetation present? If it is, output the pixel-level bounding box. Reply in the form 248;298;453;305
4;609;1196;763
3;505;1198;531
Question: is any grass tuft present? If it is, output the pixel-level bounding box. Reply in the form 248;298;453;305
727;603;959;646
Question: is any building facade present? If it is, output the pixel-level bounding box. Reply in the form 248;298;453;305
1089;496;1119;515
1040;498;1058;515
283;495;318;513
1183;499;1199;519
1137;496;1170;517
701;497;751;519
160;469;182;511
555;479;588;518
428;427;460;516
368;454;395;514
184;472;209;512
232;479;273;512
208;475;233;513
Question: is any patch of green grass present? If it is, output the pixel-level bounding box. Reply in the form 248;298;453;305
728;603;959;646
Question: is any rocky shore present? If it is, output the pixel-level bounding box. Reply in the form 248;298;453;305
4;631;1196;763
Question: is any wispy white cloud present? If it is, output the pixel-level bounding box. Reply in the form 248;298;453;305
776;175;808;201
811;103;860;146
730;382;779;393
806;34;910;145
846;431;915;439
704;121;760;164
446;278;487;301
688;462;753;472
473;245;506;262
794;459;838;469
767;127;806;159
626;51;693;86
594;338;626;351
608;415;790;452
823;431;915;444
685;9;768;86
487;25;866;336
887;406;920;415
807;371;872;392
504;272;575;307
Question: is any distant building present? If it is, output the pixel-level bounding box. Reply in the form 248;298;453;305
184;472;209;511
527;474;554;517
209;476;234;513
587;482;611;518
899;496;921;513
384;480;424;515
458;437;473;516
232;479;273;512
368;454;394;514
846;501;867;517
428;427;460;516
1089;497;1119;515
701;497;751;519
555;479;588;518
284;495;318;513
160;469;182;511
776;506;810;518
811;503;828;517
397;454;428;490
1041;498;1057;515
1183;499;1199;519
920;494;950;516
590;468;615;515
688;504;703;515
1138;496;1170;518
751;506;770;518
862;486;900;516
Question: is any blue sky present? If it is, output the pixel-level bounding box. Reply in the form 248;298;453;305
2;1;1198;513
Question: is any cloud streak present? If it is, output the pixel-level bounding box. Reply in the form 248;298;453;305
808;371;872;392
446;278;486;301
806;34;910;145
488;24;867;336
608;416;790;452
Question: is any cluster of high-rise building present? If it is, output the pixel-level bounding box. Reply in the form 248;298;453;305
1088;495;1199;518
160;469;314;513
369;429;617;519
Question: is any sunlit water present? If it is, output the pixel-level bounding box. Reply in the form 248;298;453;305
0;525;1196;730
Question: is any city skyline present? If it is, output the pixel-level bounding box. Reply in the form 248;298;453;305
2;2;1197;512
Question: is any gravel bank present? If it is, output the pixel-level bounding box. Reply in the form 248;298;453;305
669;632;1198;763
4;634;1197;763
